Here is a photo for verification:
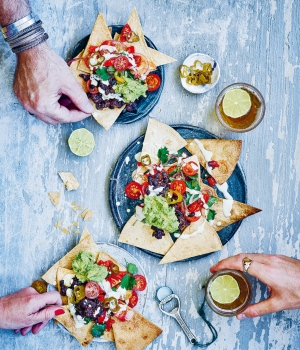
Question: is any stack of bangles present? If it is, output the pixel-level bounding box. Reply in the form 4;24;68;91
1;12;48;53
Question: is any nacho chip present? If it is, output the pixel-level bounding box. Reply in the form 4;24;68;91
112;307;162;350
119;215;174;255
48;192;60;206
159;217;223;264
55;306;94;347
42;228;98;286
58;172;80;191
148;47;176;67
92;106;126;131
185;139;242;184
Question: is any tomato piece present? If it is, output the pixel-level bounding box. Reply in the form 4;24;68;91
86;79;99;94
97;309;107;323
208;160;219;169
113;56;131;71
132;54;149;77
101;40;117;46
202;193;210;203
133;274;147;291
97;259;114;268
83;56;90;68
103;57;116;67
207;176;217;187
125;181;142;199
186;214;201;222
182;161;199;176
187;200;204;212
120;24;132;42
106;271;127;287
88;45;98;54
141;182;149;196
105;318;115;331
85;281;101;299
114;310;127;322
170;180;186;194
127;45;135;54
167;165;177;175
146;74;161;91
128;290;139;308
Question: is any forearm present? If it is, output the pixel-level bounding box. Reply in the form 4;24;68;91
0;0;31;26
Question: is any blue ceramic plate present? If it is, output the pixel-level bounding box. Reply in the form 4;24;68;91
71;25;164;124
109;124;247;260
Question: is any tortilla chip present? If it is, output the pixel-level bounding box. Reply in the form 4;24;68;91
77;13;112;73
186;139;242;184
55;306;94;347
58;172;80;191
42;228;98;286
159;217;223;264
119;215;174;255
142;118;187;164
208;199;261;232
148;47;176;67
48;192;60;206
92;106;125;131
112;307;162;350
56;267;75;305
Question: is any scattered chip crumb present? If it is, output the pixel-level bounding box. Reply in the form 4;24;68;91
61;227;70;234
58;172;80;191
81;209;94;221
71;201;77;206
48;192;60;206
73;221;79;227
68;225;72;230
54;220;62;229
73;230;81;235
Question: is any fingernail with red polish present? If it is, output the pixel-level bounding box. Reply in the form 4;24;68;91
237;313;246;320
55;309;65;316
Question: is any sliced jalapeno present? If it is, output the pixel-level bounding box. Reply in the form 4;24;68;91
89;52;104;66
73;285;85;303
165;189;183;204
141;154;151;166
126;31;139;43
110;263;120;275
114;71;125;83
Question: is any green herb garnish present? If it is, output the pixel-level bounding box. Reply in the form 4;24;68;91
158;146;169;164
120;274;137;290
207;209;217;221
91;323;106;337
207;196;219;208
95;67;110;81
126;262;138;274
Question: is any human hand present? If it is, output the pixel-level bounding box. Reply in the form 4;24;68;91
0;287;64;335
13;42;93;125
210;253;300;320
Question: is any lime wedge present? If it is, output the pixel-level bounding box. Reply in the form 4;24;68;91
222;88;251;118
209;274;240;304
68;128;95;156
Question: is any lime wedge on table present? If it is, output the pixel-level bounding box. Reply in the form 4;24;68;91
209;275;240;304
222;88;251;118
68;128;95;156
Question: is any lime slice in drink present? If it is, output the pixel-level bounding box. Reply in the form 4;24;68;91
68;128;95;156
209;274;240;304
222;88;251;118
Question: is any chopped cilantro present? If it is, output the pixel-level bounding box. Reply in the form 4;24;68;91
207;209;217;221
186;192;192;205
91;323;106;337
107;66;116;75
95;67;110;81
84;317;91;324
158;146;169;164
120;274;137;290
207;196;219;208
112;287;117;292
177;149;184;156
126;262;138;274
186;180;200;190
188;173;199;180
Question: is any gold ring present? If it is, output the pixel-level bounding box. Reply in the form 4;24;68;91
243;257;252;273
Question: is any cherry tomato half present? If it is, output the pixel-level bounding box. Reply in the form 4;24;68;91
167;165;177;175
114;310;127;322
113;56;131;71
105;318;115;331
85;281;102;299
132;54;149;77
97;309;107;323
97;259;114;268
120;24;132;42
87;80;99;94
125;181;142;199
133;274;147;291
187;200;204;213
88;45;98;54
170;180;186;194
103;57;116;67
207;176;217;187
182;161;199;176
141;182;149;196
202;193;210;203
146;74;161;92
106;271;127;287
127;45;135;54
128;290;139;308
186;214;201;222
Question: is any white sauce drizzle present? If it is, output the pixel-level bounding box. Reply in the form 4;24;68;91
180;220;206;239
194;139;213;175
216;182;233;200
222;199;234;217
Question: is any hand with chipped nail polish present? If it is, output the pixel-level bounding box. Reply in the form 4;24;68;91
0;287;63;335
14;42;94;125
210;253;300;319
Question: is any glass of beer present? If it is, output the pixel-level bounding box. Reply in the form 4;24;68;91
215;83;265;132
205;269;252;317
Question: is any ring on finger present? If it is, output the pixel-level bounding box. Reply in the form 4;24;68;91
243;257;252;273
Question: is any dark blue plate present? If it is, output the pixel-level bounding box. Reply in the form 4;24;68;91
109;124;247;260
71;25;164;124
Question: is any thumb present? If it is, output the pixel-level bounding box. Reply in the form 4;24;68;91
237;298;276;320
30;306;65;324
62;79;94;114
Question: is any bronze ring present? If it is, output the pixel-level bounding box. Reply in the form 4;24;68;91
243;257;252;273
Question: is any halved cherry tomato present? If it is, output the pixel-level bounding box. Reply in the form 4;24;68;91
83;56;90;68
114;310;127;322
105;318;115;331
127;45;135;54
101;40;117;46
113;56;131;71
125;181;142;199
97;259;114;268
120;24;132;42
186;214;201;222
167;165;177;175
103;57;116;67
85;281;101;299
88;45;98;54
202;193;210;203
132;54;149;77
207;176;217;187
170;180;186;194
182;161;199;176
187;200;204;212
141;182;149;196
128;290;138;308
106;271;127;287
97;309;107;323
133;274;147;291
87;80;99;94
146;74;161;92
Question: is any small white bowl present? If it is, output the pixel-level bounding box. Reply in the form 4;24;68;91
180;53;220;94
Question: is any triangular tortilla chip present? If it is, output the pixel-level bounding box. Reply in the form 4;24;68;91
77;13;112;73
148;47;176;66
207;199;261;232
119;215;174;255
142;118;187;165
79;226;92;243
185;139;242;184
112;307;162;350
55;306;94;347
56;267;75;305
159;217;223;264
42;228;98;286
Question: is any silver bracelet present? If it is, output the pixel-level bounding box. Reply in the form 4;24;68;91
12;32;48;53
1;12;35;33
4;20;42;42
3;15;40;39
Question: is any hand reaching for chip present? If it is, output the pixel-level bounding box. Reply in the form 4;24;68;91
0;287;64;335
13;42;94;125
210;253;300;319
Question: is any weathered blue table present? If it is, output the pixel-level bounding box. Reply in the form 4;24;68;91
1;0;299;349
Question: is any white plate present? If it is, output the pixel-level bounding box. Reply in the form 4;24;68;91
180;53;220;94
49;242;148;343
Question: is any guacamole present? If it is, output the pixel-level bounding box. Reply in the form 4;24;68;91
143;195;179;232
113;73;147;103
